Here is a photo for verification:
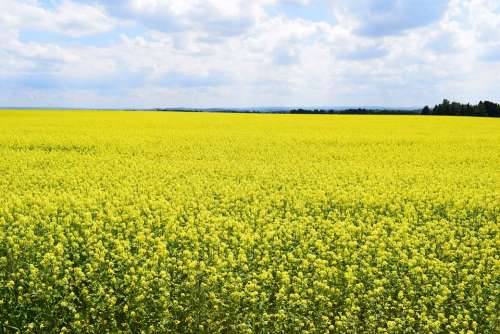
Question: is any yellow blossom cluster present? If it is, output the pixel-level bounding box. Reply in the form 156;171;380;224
0;110;499;333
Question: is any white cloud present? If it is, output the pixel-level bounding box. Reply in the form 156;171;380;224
281;0;312;5
0;0;116;37
332;0;450;37
93;0;276;37
0;0;499;108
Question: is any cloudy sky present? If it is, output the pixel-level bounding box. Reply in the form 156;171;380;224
1;0;499;108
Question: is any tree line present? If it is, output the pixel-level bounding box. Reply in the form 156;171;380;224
289;100;499;117
289;108;420;115
422;100;500;117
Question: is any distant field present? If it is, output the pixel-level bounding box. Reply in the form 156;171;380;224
0;110;499;333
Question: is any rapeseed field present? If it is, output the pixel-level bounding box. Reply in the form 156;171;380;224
0;110;498;333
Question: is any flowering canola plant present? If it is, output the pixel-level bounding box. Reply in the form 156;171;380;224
0;110;499;333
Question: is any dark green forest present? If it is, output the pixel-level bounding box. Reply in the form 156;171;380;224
422;100;500;117
289;108;420;115
288;100;499;117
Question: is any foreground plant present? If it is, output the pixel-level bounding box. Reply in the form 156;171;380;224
0;110;498;333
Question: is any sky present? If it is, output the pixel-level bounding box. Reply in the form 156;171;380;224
1;0;499;109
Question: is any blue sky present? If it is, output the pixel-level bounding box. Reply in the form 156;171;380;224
1;0;499;108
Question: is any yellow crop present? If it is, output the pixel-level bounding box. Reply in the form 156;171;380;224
0;110;499;333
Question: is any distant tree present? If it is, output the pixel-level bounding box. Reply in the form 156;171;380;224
476;101;487;117
422;106;431;115
291;100;500;117
442;99;451;115
483;101;500;117
428;99;499;117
